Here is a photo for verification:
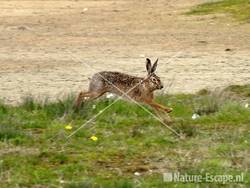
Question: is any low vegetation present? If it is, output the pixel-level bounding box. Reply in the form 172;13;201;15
0;85;249;187
187;0;250;22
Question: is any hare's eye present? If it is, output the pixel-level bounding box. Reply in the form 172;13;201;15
151;77;157;82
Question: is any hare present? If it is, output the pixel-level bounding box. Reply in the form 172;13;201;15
74;58;172;113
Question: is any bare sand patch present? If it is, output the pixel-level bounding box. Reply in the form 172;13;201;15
0;0;249;104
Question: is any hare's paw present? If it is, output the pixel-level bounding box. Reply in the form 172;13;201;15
165;108;173;113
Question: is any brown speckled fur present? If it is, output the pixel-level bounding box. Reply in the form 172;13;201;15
75;58;172;113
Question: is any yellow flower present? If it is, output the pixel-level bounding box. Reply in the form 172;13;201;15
65;124;72;130
90;135;98;141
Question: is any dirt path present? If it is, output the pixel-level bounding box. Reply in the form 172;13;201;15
0;0;250;104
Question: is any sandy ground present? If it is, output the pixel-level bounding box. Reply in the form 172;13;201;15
0;0;250;104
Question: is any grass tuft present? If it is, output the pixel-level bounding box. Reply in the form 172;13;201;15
187;0;250;22
0;124;28;145
224;84;250;98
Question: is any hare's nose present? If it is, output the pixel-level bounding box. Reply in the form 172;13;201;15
160;85;164;89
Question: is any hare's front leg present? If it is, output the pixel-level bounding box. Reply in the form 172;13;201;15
144;99;172;113
151;101;172;113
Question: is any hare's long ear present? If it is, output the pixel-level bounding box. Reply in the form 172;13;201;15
146;58;152;75
151;58;158;73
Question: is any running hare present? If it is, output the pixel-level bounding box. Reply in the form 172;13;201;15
75;58;172;113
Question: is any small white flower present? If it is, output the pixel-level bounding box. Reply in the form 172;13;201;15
59;180;65;184
192;113;200;120
134;172;140;176
106;93;114;99
245;103;249;108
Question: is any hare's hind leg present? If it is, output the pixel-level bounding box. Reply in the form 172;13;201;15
74;91;91;108
74;90;106;109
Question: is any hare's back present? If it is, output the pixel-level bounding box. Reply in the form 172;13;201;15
98;71;139;84
90;71;139;87
89;71;143;95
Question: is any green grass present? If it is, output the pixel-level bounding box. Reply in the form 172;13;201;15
187;0;250;22
0;85;250;187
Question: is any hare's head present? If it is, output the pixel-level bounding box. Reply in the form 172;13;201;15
145;58;163;91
